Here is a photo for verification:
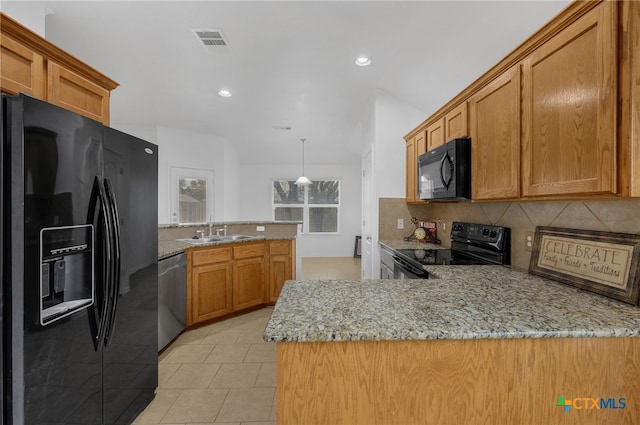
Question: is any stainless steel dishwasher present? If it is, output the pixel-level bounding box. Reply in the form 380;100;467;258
158;252;186;351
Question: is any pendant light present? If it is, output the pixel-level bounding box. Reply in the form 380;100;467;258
294;138;312;186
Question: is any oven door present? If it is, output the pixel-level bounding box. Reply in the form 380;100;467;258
392;255;428;279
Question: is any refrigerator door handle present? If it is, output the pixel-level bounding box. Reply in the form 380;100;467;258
103;178;121;346
86;176;114;351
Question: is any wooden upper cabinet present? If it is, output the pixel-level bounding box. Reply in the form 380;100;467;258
47;62;111;124
405;130;426;204
0;33;45;98
426;118;445;151
522;1;617;197
445;102;468;140
469;65;521;200
0;12;117;124
426;103;468;152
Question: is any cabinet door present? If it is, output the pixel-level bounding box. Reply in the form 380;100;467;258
191;262;233;324
426;118;445;151
445;102;468;140
233;256;265;310
469;65;521;200
269;241;293;302
0;33;45;98
405;138;417;203
522;2;616;197
405;131;426;204
47;61;111;124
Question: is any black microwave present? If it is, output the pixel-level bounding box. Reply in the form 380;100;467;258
417;137;471;201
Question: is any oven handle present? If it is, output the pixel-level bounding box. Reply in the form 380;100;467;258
392;255;427;277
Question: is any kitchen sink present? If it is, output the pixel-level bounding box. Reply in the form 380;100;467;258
176;235;259;244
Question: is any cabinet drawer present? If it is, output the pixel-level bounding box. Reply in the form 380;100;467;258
234;242;266;259
192;247;232;266
269;240;290;255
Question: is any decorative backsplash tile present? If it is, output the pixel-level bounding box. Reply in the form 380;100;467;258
379;198;640;271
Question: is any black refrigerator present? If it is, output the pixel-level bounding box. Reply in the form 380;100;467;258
1;94;158;424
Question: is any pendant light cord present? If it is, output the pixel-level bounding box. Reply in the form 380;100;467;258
301;138;306;175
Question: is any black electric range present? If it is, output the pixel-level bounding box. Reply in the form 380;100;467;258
392;221;510;278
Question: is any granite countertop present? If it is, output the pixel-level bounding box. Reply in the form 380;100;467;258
264;266;640;343
379;239;445;251
159;221;302;229
158;235;296;260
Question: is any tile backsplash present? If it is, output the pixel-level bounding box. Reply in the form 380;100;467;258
379;197;640;271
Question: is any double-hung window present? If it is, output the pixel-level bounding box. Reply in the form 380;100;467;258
273;179;340;233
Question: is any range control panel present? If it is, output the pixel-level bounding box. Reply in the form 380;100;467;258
450;221;509;246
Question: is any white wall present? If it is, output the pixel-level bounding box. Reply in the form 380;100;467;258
373;89;426;198
0;2;46;36
361;89;426;278
223;139;241;219
115;125;238;224
237;163;361;258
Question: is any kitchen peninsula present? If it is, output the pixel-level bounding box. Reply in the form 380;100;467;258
264;267;640;425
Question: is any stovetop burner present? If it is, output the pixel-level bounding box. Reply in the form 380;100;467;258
394;221;511;269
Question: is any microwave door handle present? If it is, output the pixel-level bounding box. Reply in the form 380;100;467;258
440;152;453;189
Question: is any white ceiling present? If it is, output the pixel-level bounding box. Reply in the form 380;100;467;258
15;1;570;165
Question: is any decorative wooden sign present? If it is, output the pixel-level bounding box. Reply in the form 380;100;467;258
529;226;640;305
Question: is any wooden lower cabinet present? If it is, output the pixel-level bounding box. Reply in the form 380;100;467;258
188;246;233;325
268;240;294;302
277;337;640;425
187;240;293;326
233;256;266;310
191;261;233;323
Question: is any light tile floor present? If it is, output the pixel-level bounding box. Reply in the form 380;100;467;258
134;256;361;425
301;257;361;280
134;307;277;425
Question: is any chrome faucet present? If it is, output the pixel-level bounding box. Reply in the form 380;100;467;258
208;216;213;237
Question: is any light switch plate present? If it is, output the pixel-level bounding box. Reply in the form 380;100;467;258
256;225;265;232
397;219;404;229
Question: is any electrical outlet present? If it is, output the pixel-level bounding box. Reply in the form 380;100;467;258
397;218;404;229
524;231;534;252
256;226;265;232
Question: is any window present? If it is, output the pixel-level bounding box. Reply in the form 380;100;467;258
273;179;340;233
170;167;214;224
178;178;207;223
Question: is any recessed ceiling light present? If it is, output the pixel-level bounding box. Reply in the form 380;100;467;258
355;57;371;67
218;89;232;97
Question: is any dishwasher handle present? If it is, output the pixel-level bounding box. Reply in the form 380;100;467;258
159;253;186;275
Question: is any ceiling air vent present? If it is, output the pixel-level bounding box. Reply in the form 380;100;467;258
192;29;228;50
